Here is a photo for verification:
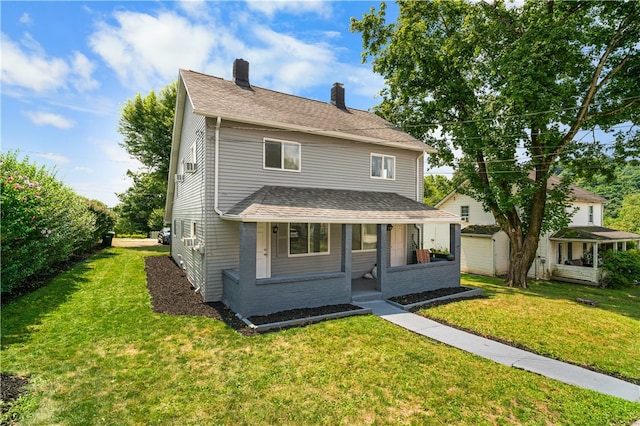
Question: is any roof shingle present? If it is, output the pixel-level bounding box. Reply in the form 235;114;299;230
180;69;431;152
223;186;459;223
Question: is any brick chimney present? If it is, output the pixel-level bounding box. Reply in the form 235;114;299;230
233;58;251;89
331;82;346;109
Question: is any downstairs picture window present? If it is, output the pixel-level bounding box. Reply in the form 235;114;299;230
289;223;329;256
352;224;377;251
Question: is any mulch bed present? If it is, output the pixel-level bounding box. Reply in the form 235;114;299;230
388;286;476;306
145;256;363;335
145;256;256;336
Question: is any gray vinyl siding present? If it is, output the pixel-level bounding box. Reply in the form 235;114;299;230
183;116;425;303
214;121;422;212
270;223;342;277
170;103;206;295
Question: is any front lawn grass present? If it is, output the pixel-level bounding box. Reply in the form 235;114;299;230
2;248;639;425
419;274;640;382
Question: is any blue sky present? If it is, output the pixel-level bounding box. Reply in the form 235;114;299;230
2;1;400;207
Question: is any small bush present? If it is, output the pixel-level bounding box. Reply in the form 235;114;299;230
600;249;640;288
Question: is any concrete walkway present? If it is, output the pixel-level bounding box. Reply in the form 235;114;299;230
356;300;640;403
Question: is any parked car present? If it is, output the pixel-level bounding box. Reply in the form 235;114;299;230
158;227;171;245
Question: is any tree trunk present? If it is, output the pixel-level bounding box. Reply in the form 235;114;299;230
505;237;539;288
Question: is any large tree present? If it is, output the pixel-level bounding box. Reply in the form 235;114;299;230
117;81;177;232
351;1;639;287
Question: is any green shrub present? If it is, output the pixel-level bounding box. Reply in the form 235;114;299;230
0;152;111;296
600;249;640;288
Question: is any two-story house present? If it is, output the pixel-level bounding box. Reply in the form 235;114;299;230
425;177;640;285
164;60;461;318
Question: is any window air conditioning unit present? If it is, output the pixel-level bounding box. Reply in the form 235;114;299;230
175;174;184;182
183;237;197;248
185;162;197;173
461;217;469;222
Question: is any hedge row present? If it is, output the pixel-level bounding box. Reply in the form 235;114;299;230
1;152;116;297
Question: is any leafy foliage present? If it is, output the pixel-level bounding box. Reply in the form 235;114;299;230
351;1;640;287
606;193;640;234
1;152;115;296
565;164;640;223
600;249;640;288
423;175;454;206
116;82;176;233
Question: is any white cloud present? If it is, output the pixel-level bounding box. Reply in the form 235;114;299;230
246;0;331;18
74;166;94;174
35;152;70;165
25;111;76;129
1;33;98;94
178;0;209;18
19;13;32;25
89;11;216;88
71;52;99;91
1;33;69;92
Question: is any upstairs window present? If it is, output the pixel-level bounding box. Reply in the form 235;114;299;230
588;205;594;223
461;206;469;222
371;153;395;180
352;224;377;251
264;139;300;171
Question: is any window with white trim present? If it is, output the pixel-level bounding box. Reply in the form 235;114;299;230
289;223;329;256
352;224;377;251
588;205;594;223
461;206;469;222
264;139;300;171
370;153;395;179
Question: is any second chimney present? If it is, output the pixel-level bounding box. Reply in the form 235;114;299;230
233;58;251;89
331;82;346;109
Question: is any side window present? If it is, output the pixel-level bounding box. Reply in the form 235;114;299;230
588;205;594;223
264;139;301;171
461;206;469;222
370;153;395;179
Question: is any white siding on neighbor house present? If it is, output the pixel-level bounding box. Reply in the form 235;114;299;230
460;236;494;276
423;223;452;254
439;194;495;226
570;201;603;226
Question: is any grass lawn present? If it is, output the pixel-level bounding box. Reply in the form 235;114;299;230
420;274;640;382
2;247;639;425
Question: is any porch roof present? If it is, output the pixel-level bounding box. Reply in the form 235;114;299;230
460;224;502;236
550;226;640;242
222;186;460;224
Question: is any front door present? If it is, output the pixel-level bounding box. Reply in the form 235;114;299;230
256;222;271;278
390;224;406;267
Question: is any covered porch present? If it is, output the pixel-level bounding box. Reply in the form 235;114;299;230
220;186;461;317
550;226;640;286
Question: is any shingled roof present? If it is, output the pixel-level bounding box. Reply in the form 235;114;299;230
550;226;640;241
223;186;459;224
180;68;432;152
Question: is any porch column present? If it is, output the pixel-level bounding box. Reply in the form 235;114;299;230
449;223;461;267
376;224;388;292
592;243;598;270
341;224;353;286
239;222;257;286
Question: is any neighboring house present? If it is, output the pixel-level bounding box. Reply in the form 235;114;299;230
425;176;640;285
164;59;461;318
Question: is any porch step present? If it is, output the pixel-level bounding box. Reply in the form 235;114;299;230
352;291;383;302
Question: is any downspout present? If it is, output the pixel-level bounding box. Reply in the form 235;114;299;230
416;153;424;202
214;116;223;216
416;153;425;251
